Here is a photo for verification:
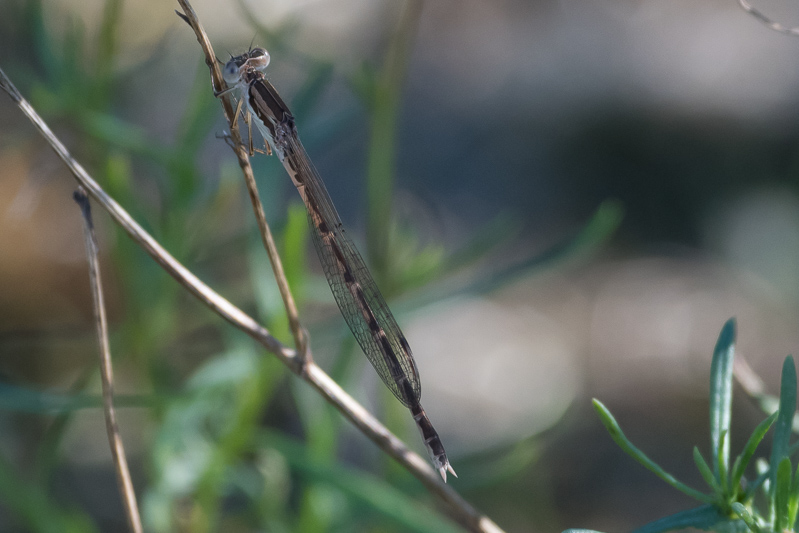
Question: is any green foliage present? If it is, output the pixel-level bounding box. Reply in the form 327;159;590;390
1;0;620;530
570;319;799;533
0;451;98;533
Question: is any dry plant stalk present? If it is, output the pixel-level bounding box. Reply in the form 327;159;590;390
738;0;799;36
0;4;505;532
73;188;143;533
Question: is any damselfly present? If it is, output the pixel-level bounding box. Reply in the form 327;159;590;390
220;47;456;482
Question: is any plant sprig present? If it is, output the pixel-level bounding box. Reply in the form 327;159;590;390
568;319;796;533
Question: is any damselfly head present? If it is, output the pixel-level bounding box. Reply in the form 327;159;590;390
223;47;270;85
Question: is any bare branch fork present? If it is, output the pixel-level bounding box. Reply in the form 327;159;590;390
73;188;143;533
0;6;503;533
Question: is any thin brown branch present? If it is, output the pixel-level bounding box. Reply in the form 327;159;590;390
174;2;307;358
175;1;503;528
0;67;292;368
738;0;799;36
0;64;503;532
73;187;142;533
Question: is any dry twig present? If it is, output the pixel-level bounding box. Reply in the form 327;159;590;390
738;0;799;36
73;188;142;533
0;45;503;533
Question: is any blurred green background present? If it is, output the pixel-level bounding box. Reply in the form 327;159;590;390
2;0;799;531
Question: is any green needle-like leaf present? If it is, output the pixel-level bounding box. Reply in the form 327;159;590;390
694;447;722;494
731;412;778;496
718;430;729;493
790;461;799;529
631;504;730;533
593;399;713;503
774;457;792;531
710;318;736;479
731;502;761;533
770;356;797;498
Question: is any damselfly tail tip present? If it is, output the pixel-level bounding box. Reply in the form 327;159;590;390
438;462;457;483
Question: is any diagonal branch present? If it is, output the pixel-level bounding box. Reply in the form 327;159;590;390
0;67;292;366
0;63;503;533
737;0;799;37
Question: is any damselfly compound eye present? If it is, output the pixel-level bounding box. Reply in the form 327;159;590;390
246;47;270;71
223;60;241;84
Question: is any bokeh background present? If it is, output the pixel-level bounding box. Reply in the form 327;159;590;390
2;0;799;531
